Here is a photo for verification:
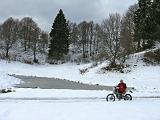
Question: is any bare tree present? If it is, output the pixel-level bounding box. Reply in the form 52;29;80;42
20;17;35;51
39;31;49;53
1;17;19;58
101;13;122;65
93;23;105;61
69;21;102;62
88;21;94;57
78;21;88;59
68;22;79;47
29;22;41;63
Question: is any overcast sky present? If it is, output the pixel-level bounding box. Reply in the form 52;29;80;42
0;0;137;32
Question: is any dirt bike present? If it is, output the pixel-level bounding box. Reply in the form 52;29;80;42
106;87;132;101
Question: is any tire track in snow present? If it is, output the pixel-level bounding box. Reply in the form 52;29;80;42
0;96;160;103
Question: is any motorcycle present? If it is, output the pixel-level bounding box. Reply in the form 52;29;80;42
106;87;132;101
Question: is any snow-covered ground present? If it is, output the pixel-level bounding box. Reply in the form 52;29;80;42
0;57;160;91
0;49;160;120
0;73;20;89
0;99;160;120
0;88;160;99
0;88;160;120
2;98;160;120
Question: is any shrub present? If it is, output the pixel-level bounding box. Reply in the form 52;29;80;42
101;63;131;73
79;68;89;75
144;49;160;65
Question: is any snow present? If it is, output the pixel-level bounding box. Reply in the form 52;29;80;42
0;58;160;91
0;48;160;93
0;88;159;120
0;88;160;99
0;88;107;98
0;73;20;89
0;47;160;120
0;96;160;120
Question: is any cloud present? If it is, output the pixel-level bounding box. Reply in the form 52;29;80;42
0;0;137;31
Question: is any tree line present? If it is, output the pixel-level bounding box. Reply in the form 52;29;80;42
66;4;138;65
0;17;48;62
0;0;160;65
48;5;138;65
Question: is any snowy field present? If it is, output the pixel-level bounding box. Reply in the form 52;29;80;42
0;88;160;120
0;50;160;120
0;99;160;120
0;88;160;99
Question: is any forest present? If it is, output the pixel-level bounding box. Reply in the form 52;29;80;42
0;0;159;66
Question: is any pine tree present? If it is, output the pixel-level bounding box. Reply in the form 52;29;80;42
152;0;160;25
151;0;160;41
120;4;138;56
48;9;69;62
134;0;154;50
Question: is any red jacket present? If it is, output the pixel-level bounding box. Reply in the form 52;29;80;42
117;83;127;94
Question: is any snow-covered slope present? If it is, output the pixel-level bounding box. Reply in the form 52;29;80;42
0;47;160;92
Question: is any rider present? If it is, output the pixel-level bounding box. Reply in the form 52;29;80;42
116;80;127;98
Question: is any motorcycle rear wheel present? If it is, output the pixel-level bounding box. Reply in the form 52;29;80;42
106;94;115;101
124;94;132;100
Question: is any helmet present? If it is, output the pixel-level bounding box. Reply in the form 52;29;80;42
120;79;123;83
